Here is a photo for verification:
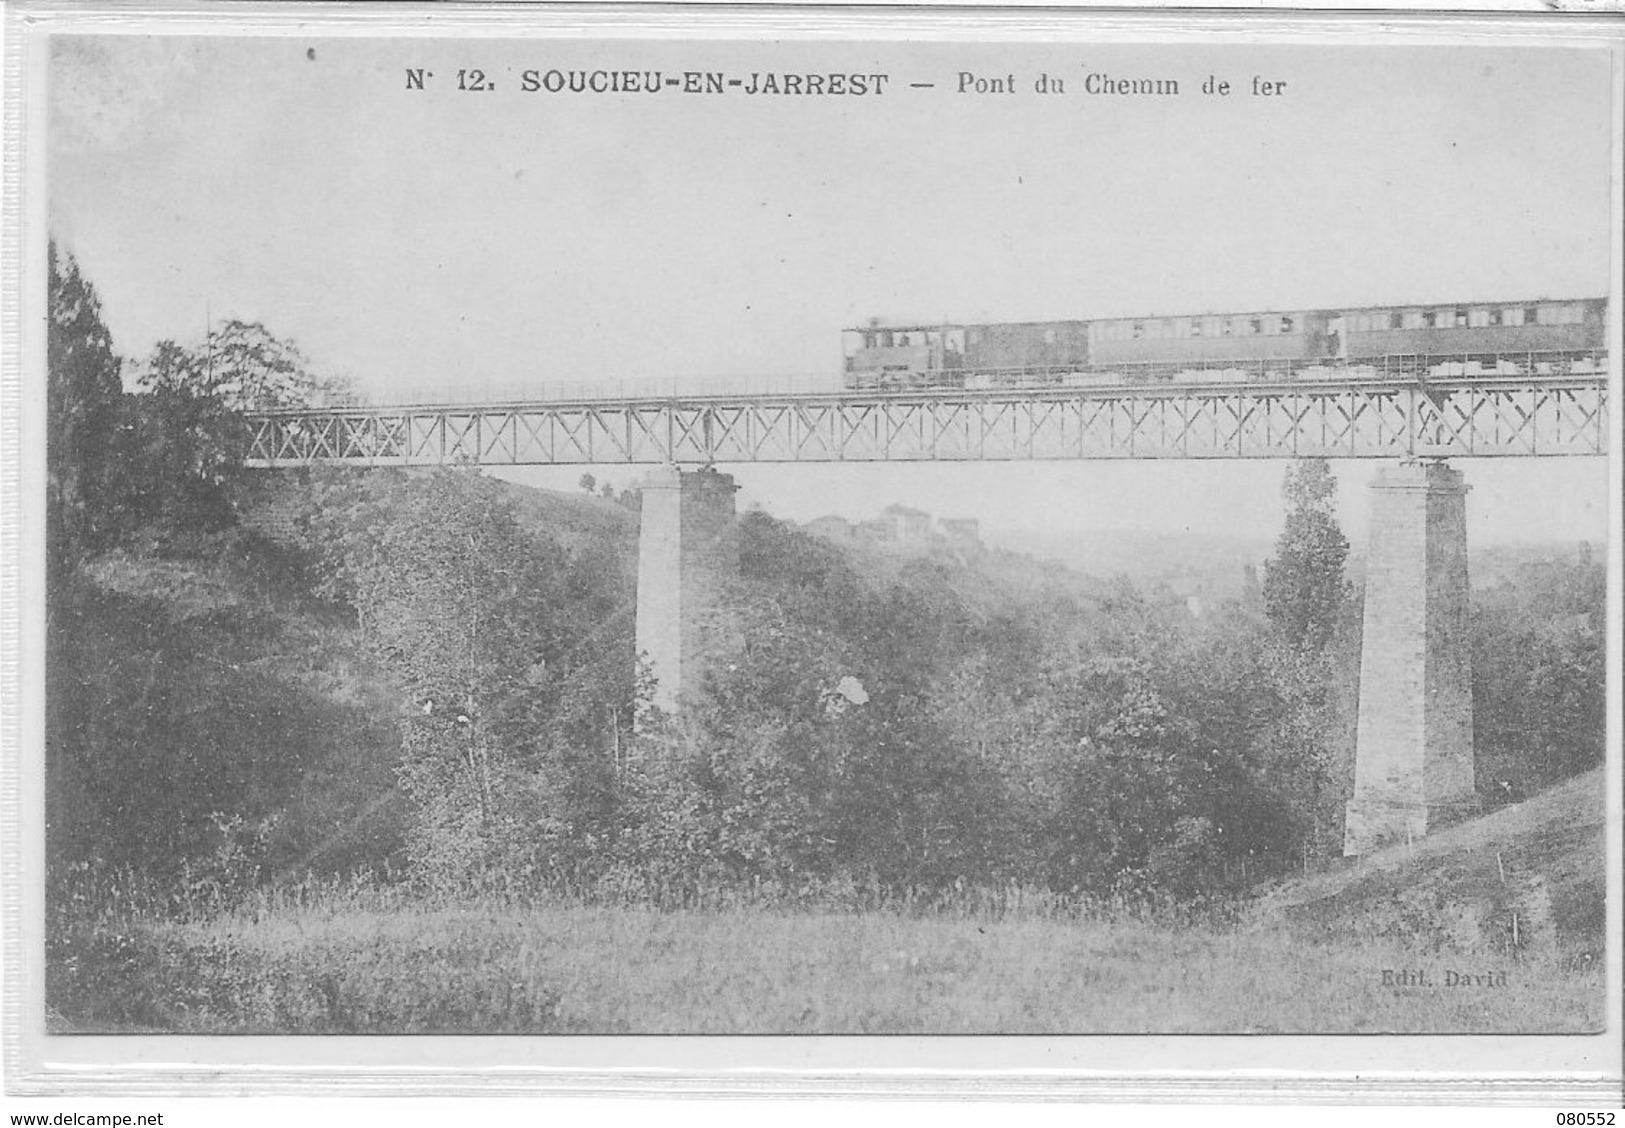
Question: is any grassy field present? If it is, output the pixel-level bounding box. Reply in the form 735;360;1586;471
50;767;1607;1036
50;895;1601;1035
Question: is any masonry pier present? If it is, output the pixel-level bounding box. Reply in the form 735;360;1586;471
634;465;740;715
1344;459;1478;856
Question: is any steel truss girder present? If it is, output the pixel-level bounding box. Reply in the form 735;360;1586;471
243;377;1609;467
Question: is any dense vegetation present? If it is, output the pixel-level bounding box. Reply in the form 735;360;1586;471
43;245;1610;1029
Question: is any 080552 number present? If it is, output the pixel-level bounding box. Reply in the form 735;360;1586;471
1556;1115;1615;1125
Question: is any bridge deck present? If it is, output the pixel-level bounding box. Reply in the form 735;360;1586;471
246;370;1610;466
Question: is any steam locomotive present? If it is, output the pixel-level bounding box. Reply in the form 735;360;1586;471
842;297;1607;390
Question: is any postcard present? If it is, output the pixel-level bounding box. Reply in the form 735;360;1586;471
7;4;1622;1102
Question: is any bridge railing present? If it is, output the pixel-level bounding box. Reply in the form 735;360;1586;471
349;372;843;408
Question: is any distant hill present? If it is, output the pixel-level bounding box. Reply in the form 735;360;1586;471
1252;767;1606;961
1468;540;1604;590
984;527;1269;599
988;527;1603;598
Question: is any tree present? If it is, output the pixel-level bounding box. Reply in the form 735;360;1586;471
1261;459;1350;652
1472;548;1607;800
123;322;340;539
578;473;597;494
1238;461;1359;862
1042;656;1226;899
138;319;345;411
47;242;124;573
305;468;592;886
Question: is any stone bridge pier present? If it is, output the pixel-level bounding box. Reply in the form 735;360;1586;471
1344;459;1478;856
634;464;740;716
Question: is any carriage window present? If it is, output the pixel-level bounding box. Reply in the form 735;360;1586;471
1421;311;1437;328
1190;320;1203;337
1248;319;1263;335
1390;311;1405;330
1220;319;1233;336
1043;327;1057;344
1526;306;1542;325
1280;316;1295;334
1454;309;1469;328
968;329;981;345
880;331;894;347
1476;309;1497;327
1500;308;1520;326
1132;322;1145;339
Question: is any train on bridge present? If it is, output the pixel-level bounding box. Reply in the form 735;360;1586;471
842;296;1608;390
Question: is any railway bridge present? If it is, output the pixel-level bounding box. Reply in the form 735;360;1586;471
244;364;1611;857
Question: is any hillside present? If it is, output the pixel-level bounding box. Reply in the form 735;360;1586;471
49;471;1609;1035
1252;767;1607;962
495;478;637;554
985;526;1269;591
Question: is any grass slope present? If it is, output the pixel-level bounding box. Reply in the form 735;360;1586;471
1252;766;1607;963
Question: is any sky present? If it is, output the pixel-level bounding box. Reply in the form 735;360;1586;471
45;33;1617;546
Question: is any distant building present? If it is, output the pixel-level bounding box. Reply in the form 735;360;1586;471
808;506;983;556
1164;570;1212;618
880;504;933;543
856;518;896;544
806;515;855;541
